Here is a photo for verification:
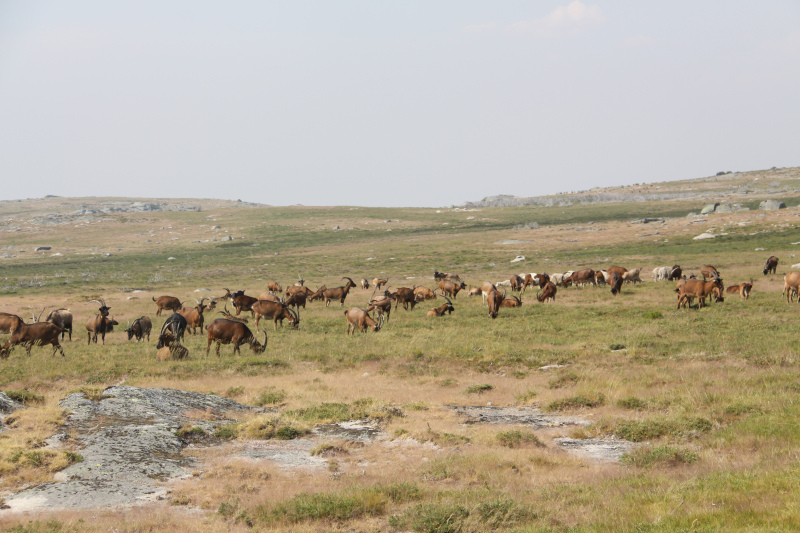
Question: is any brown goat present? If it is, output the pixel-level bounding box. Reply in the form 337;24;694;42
205;319;267;357
700;265;720;281
486;289;505;319
85;314;119;345
344;307;385;334
177;298;212;335
0;322;66;358
153;295;182;317
537;282;557;302
323;278;357;307
427;296;455;317
251;300;299;331
439;279;466;298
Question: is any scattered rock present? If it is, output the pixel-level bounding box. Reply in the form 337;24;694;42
34;246;51;251
167;257;176;261
221;236;233;241
554;437;636;463
715;204;733;213
693;233;716;240
448;406;589;428
510;255;526;263
630;218;665;224
700;203;719;215
760;199;786;211
495;240;531;245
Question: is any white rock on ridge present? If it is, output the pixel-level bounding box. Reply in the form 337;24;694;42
693;233;716;240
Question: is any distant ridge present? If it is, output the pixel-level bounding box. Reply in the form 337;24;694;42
461;166;800;208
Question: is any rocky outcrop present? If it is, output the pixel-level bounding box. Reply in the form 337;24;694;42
3;386;258;512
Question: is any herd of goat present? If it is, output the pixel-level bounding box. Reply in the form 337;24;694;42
0;255;790;359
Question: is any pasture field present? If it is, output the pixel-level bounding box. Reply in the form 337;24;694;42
2;169;800;531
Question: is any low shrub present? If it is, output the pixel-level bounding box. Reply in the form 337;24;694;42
464;384;493;395
547;393;605;411
622;445;699;467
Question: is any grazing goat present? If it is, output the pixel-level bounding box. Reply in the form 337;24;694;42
467;287;482;297
285;285;311;298
391;287;418;311
45;309;73;341
323;277;357;307
439;279;466;298
157;313;188;349
486;289;505;319
481;281;497;306
783;272;800;303
231;290;259;317
344;307;385;334
258;292;284;303
307;286;327;302
178;298;212;335
726;281;753;300
594;271;607;286
0;313;25;335
85;314;118;345
373;278;388;289
267;281;282;294
700;265;720;281
676;277;724;309
537;282;557;302
609;273;624;295
252;300;299;331
0;322;66;358
565;269;596;288
125;316;152;341
205;319;267;357
605;266;627;279
668;265;683;281
622;268;642;284
652;266;670;282
413;286;437;301
361;278;370;290
550;272;569;287
284;291;307;310
763;256;779;276
153;295;182;317
521;273;549;293
509;274;525;293
427;296;455;317
367;292;392;322
434;271;461;282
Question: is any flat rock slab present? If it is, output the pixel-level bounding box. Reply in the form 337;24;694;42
235;421;385;470
236;440;328;470
448;406;590;428
3;386;256;513
554;438;636;463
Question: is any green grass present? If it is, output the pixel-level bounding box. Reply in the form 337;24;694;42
4;181;800;531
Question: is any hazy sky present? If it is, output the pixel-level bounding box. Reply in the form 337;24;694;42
1;1;798;207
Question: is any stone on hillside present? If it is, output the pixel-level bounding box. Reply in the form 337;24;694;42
715;204;733;213
511;255;526;263
700;203;719;214
0;392;23;415
693;233;716;240
221;235;233;241
35;246;51;251
759;200;786;211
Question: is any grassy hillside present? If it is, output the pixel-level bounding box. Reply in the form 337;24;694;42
1;168;800;531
